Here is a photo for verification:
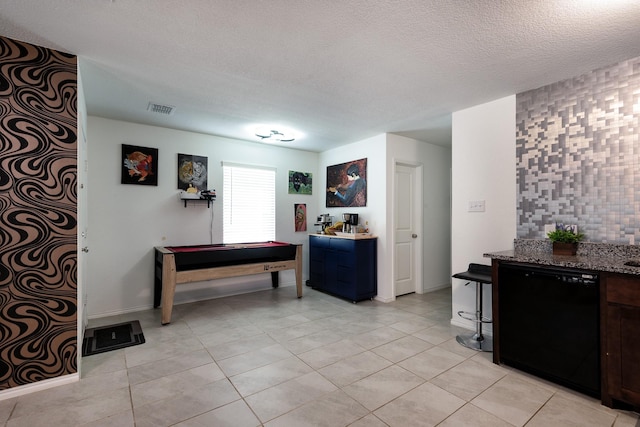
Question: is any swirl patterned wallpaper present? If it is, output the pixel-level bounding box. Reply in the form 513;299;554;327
0;36;78;390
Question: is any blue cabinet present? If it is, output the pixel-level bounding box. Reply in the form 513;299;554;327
308;234;377;302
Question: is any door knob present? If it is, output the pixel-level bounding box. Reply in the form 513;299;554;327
82;247;89;253
412;234;418;238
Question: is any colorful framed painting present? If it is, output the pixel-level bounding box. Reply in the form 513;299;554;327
177;153;208;191
121;144;158;186
326;158;367;207
294;203;307;232
288;171;312;194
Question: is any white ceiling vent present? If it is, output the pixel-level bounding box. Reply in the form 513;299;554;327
147;102;175;116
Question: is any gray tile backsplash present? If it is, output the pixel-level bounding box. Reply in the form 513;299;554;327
516;56;640;244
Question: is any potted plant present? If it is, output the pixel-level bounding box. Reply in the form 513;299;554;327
547;223;584;255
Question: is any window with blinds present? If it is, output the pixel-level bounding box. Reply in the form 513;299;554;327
222;162;276;244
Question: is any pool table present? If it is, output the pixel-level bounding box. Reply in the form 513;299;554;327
154;241;302;324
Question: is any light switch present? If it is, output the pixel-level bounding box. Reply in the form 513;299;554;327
468;200;485;212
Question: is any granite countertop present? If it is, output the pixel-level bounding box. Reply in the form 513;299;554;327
484;239;640;276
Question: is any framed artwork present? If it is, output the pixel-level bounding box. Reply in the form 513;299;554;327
177;153;208;191
121;144;158;186
295;203;307;232
288;171;312;194
326;158;367;207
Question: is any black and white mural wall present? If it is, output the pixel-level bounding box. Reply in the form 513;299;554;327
516;56;640;243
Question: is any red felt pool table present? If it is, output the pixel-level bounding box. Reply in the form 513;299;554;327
154;241;302;324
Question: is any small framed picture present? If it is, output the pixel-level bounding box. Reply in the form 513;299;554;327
288;171;312;194
121;144;158;186
177;153;208;191
295;203;307;232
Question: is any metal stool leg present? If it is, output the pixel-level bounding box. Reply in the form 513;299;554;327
456;281;493;352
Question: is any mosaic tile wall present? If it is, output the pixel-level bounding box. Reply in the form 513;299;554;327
516;56;640;244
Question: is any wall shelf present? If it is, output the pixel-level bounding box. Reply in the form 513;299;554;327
181;197;214;208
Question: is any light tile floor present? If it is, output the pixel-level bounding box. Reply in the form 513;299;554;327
2;287;639;426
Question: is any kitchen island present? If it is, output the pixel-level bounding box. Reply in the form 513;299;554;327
485;239;640;276
486;239;640;410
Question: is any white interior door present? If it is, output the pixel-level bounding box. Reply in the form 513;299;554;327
394;164;419;296
77;111;88;372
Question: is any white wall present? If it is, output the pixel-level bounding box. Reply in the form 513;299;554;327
317;134;452;302
87;118;454;316
317;135;391;299
87;117;318;317
387;134;452;294
451;95;516;331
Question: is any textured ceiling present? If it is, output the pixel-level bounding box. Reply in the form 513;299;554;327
2;1;640;152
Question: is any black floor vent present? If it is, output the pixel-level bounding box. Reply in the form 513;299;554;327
82;320;145;357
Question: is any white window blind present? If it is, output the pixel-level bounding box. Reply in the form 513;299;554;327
222;162;276;243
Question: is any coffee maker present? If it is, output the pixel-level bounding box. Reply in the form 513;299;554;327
342;213;359;233
315;214;332;234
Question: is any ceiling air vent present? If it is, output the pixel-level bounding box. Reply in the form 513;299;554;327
147;102;175;116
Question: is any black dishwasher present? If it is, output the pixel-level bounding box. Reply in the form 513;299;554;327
498;263;600;397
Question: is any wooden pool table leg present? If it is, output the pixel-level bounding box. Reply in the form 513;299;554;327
295;244;302;298
161;254;177;325
271;272;279;288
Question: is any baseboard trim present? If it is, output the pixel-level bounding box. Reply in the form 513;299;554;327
0;373;79;401
420;283;452;293
374;295;395;303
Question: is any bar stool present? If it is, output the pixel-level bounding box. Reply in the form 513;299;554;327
452;263;493;352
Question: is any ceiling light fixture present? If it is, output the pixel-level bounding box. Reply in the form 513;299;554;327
255;129;295;142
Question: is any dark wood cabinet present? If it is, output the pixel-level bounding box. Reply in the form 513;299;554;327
491;261;640;410
602;273;640;409
308;234;377;302
492;261;600;397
